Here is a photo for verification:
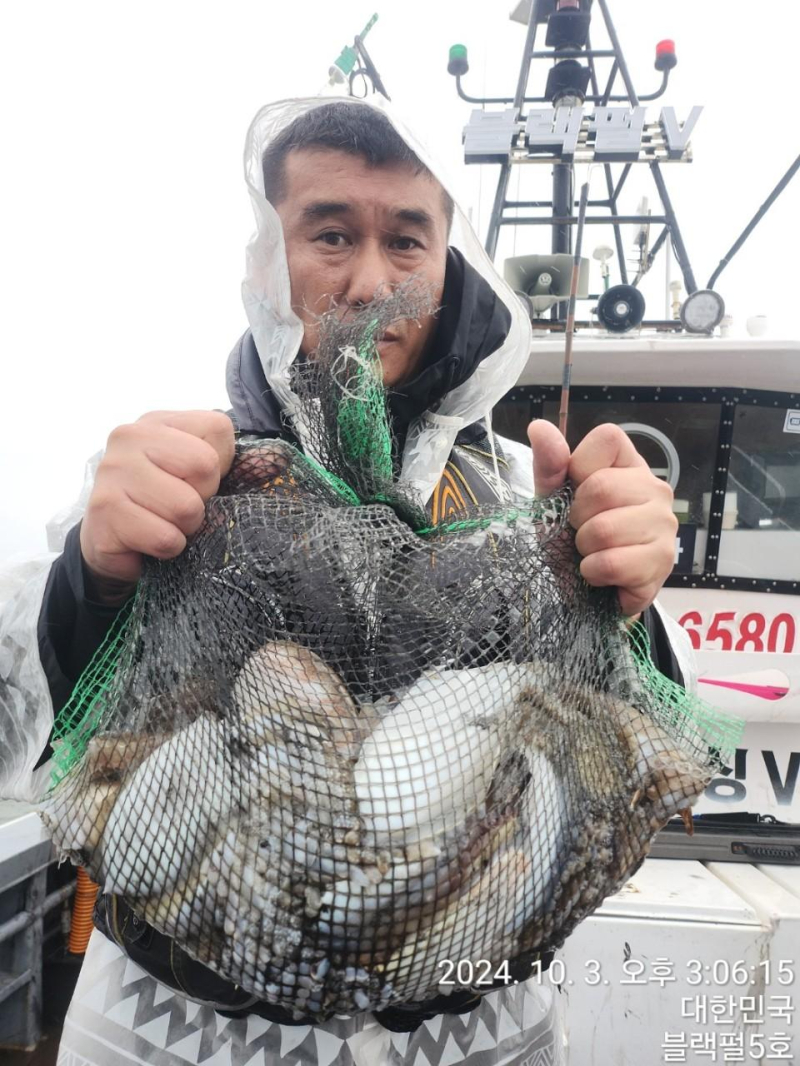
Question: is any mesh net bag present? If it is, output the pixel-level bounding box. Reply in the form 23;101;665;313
41;286;742;1020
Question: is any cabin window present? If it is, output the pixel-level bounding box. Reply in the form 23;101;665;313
717;406;800;582
495;385;798;591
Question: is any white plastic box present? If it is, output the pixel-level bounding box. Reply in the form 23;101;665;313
559;857;800;1064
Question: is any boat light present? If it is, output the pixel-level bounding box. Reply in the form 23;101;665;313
680;289;726;334
655;39;677;72
448;44;469;77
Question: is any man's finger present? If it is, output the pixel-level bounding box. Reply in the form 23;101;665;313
137;410;236;478
528;419;571;497
570;466;673;529
142;428;228;501
579;543;671;612
618;586;659;618
573;501;665;558
568;423;647;487
81;496;188;586
124;463;208;537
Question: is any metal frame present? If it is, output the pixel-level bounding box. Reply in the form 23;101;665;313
0;837;74;1050
468;0;697;301
484;11;541;259
455;63;669;105
526;318;683;332
496;383;800;597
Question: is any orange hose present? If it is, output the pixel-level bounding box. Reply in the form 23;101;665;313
68;867;99;954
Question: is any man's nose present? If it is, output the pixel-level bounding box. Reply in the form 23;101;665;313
343;241;395;309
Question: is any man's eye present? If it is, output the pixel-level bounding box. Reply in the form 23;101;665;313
316;232;349;247
391;237;422;252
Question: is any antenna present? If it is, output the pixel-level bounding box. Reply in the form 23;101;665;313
707;151;800;290
328;14;390;100
592;244;614;290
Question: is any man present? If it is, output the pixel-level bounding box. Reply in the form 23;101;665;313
3;98;685;1065
72;101;677;623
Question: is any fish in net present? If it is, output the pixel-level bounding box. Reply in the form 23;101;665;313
40;283;742;1020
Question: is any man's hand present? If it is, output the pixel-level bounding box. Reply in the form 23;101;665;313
80;411;236;602
527;420;677;617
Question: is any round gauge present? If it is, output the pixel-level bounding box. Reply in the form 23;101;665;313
680;289;726;334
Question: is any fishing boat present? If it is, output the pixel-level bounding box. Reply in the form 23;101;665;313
435;0;800;851
434;1;800;1059
332;1;800;850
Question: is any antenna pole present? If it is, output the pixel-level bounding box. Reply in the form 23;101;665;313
354;35;390;100
559;182;589;438
553;164;572;257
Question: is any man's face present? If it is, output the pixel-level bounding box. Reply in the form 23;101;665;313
274;148;449;387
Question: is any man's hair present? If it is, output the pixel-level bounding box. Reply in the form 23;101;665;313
261;102;454;232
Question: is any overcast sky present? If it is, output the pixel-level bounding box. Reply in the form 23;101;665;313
2;0;798;560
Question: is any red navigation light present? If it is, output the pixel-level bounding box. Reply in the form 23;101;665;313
655;39;677;72
557;0;581;8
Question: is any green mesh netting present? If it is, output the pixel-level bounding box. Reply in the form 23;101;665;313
49;598;138;787
290;284;432;529
335;316;395;494
41;283;743;1021
627;621;743;766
